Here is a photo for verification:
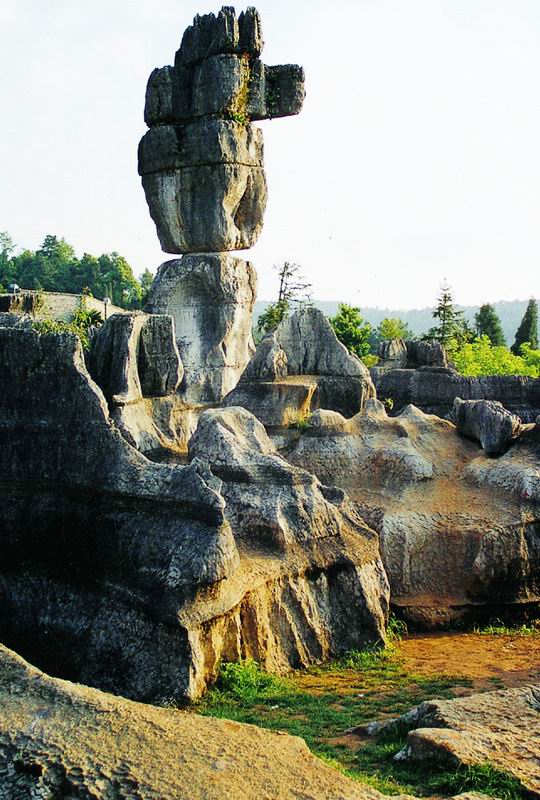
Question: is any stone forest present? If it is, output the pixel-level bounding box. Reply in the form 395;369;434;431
0;7;539;800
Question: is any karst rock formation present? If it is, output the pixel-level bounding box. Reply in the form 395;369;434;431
139;6;305;403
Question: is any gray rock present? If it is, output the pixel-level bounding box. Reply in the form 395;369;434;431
452;398;522;455
223;376;317;426
88;312;182;404
175;7;264;66
377;338;407;368
241;333;288;381
147;254;257;403
224;308;376;423
0;327;389;701
141;163;267;254
406;340;448;368
140;7;304;254
372;366;540;422
283;400;540;627
138;120;264;174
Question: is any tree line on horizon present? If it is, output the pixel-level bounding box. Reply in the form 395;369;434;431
257;264;539;378
1;234;538;378
0;231;154;309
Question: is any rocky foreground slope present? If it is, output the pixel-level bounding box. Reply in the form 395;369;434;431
0;644;494;800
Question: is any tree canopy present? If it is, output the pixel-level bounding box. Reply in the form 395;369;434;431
0;231;148;308
329;304;373;362
475;304;506;346
425;281;472;349
257;262;312;336
511;298;538;354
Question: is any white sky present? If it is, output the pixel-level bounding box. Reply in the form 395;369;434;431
1;0;539;308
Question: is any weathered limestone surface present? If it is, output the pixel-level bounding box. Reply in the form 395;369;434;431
147;254;257;403
0;327;389;701
0;644;386;800
224;309;376;423
139;7;305;254
365;686;540;797
282;400;540;627
88;312;183;404
372;364;540;422
452;398;522;455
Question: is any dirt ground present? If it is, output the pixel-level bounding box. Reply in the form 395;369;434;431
398;631;540;690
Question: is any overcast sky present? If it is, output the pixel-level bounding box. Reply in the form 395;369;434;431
1;1;539;308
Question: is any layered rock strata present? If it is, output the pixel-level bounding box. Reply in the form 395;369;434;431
138;7;304;253
140;7;305;404
0;327;388;701
373;340;540;421
223;306;376;424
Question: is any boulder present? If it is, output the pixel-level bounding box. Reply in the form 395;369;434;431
0;326;389;701
0;644;386;800
146;254;257;403
364;685;540;797
406;339;448;368
377;337;408;369
452;398;522;455
88;312;183;405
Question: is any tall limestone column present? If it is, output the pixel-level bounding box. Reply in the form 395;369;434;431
139;6;305;403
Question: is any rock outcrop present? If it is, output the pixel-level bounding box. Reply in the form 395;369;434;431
281;399;540;627
223;307;376;423
372;360;540;422
146;254;257;403
0;326;389;701
364;685;540;797
138;7;305;254
452;398;522;455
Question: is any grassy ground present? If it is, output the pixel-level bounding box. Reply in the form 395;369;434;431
195;627;528;799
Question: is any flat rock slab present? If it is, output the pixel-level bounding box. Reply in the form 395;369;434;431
368;685;540;797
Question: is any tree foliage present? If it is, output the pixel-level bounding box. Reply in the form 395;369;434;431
511;298;538;354
425;281;473;350
377;317;413;341
329;304;373;361
475;304;506;346
257;262;312;336
0;231;148;309
452;336;540;377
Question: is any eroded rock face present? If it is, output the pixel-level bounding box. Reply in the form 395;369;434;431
452;398;522;456
139;7;305;254
0;327;389;701
147;253;257;403
0;645;387;800
88;311;183;404
282;400;540;627
365;686;540;797
224;308;376;423
372;365;540;422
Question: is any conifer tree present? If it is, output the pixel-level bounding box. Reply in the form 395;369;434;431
426;281;469;348
474;304;506;346
511;298;538;354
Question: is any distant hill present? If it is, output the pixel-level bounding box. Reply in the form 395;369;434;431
253;298;538;345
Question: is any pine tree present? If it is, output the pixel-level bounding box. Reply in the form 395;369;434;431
511;298;538;355
426;281;469;348
257;262;312;335
474;304;506;346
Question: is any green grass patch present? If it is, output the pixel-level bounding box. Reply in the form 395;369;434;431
194;619;527;798
474;619;540;637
